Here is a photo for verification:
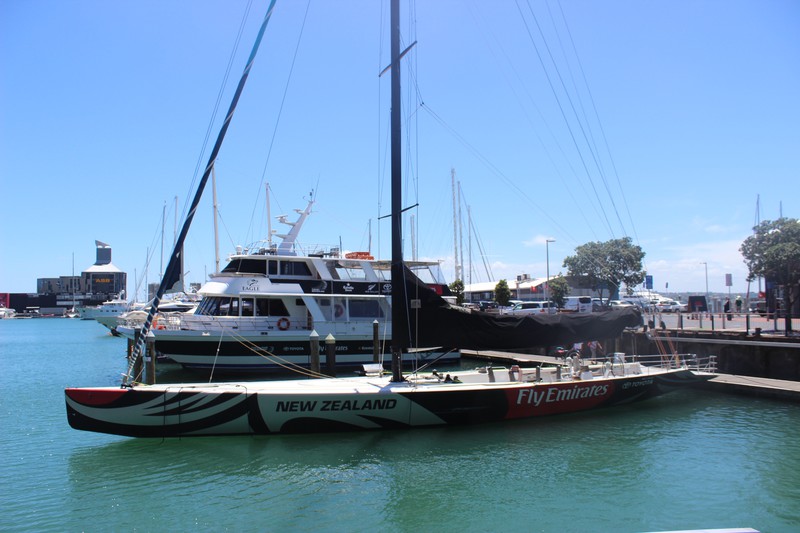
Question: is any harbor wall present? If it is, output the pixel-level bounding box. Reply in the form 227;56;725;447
621;330;800;382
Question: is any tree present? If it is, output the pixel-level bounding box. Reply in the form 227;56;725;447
562;237;645;303
448;278;465;306
547;275;570;309
740;217;800;332
494;279;511;306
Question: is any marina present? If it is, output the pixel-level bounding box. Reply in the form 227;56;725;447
62;0;711;440
2;1;798;531
2;318;798;531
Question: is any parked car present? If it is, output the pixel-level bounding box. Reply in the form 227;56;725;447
654;300;685;313
608;300;635;309
506;301;554;315
477;300;499;312
749;299;785;318
562;296;593;313
749;300;767;317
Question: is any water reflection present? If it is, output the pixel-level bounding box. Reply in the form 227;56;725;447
64;390;800;531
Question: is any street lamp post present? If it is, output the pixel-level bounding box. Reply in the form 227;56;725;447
546;239;555;311
701;261;709;312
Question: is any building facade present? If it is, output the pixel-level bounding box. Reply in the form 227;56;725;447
32;241;127;312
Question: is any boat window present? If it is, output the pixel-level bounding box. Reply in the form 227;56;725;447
196;298;212;315
348;299;384;318
221;258;269;275
221;259;240;273
334;265;367;281
195;296;239;316
318;298;332;321
241;298;254;317
254;298;289;317
278;261;311;277
222;257;278;275
196;297;224;316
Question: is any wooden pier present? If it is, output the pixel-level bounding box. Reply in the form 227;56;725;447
699;374;800;403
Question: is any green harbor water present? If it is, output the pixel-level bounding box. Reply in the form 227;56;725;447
1;318;799;532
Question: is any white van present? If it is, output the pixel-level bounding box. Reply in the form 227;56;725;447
563;296;593;313
506;301;554;315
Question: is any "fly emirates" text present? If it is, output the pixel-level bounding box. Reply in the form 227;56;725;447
516;384;609;407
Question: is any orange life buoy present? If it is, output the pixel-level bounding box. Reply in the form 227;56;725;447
334;304;344;318
153;317;165;330
344;251;374;260
277;317;290;330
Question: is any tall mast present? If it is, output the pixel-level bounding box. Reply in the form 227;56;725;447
174;196;178;245
212;163;221;273
411;214;417;261
71;252;76;308
175;195;183;292
755;194;761;294
468;205;473;290
458;180;464;282
451;168;460;281
160;202;166;278
389;0;406;382
266;182;273;249
124;0;279;385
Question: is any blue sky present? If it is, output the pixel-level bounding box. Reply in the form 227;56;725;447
2;0;798;298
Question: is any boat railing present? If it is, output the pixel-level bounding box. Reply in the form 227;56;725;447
153;312;185;331
628;353;717;374
684;354;718;373
447;362;651;384
236;240;342;258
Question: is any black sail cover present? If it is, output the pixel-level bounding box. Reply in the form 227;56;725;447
403;267;643;350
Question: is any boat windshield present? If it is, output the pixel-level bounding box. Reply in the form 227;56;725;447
221;258;312;277
196;296;289;317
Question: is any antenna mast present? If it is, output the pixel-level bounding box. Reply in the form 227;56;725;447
451;168;460;281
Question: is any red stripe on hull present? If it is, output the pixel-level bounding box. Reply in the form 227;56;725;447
504;381;614;418
65;388;128;406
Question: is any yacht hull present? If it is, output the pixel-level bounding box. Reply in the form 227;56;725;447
65;366;708;438
119;327;458;373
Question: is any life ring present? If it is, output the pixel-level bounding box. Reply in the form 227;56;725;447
334;304;345;318
153;317;165;330
277;317;290;330
344;251;374;260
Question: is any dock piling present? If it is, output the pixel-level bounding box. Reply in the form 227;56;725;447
325;333;336;377
309;330;320;374
145;330;156;385
373;320;380;363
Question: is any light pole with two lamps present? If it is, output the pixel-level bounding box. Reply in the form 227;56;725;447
546;239;555;312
